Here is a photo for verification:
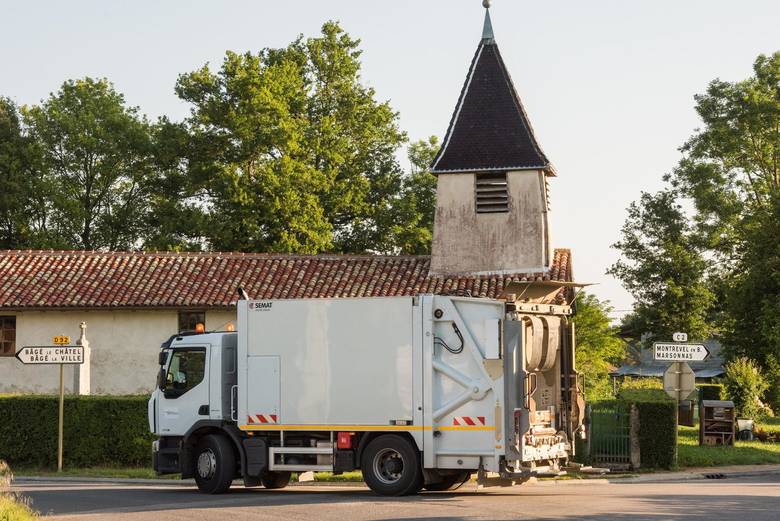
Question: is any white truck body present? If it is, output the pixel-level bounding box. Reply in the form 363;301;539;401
149;293;583;494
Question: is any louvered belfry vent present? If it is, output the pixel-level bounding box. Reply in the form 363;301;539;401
475;172;509;213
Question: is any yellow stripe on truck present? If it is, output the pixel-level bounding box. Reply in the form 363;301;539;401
239;424;494;432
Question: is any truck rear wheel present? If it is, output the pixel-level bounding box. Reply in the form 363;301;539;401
194;434;236;494
261;471;292;489
361;435;422;496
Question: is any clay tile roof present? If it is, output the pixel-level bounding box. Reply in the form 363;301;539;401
430;39;553;175
0;249;572;310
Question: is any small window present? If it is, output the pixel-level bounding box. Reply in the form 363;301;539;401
0;317;16;357
178;311;205;333
164;348;206;397
475;172;509;213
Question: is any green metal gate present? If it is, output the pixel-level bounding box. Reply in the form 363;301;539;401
586;401;631;468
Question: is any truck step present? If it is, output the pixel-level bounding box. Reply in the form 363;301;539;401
268;447;334;472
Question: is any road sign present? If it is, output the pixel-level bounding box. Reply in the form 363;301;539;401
15;346;84;365
53;335;71;345
664;361;696;401
672;332;688;342
653;342;710;362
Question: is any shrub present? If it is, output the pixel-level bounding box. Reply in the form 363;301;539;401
618;388;677;469
0;396;153;469
765;355;780;415
619;377;663;391
1;460;38;520
723;357;770;419
0;461;9;491
697;383;724;401
0;496;37;521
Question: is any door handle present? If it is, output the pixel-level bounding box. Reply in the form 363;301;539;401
230;384;238;422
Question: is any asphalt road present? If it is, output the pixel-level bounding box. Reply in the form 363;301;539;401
13;475;780;521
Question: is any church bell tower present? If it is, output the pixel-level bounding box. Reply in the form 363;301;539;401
430;1;555;276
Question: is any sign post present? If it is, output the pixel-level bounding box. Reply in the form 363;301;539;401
654;333;710;464
16;339;83;472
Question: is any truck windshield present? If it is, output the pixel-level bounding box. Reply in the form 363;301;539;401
163;348;206;396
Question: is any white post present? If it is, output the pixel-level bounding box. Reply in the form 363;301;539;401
76;322;91;395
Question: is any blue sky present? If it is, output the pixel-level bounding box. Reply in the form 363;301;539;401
3;0;779;316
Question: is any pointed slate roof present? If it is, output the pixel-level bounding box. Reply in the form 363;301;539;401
431;20;553;175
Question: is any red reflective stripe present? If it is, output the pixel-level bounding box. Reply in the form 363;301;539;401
463;417;476;426
478;416;486;425
453;417;461;426
258;415;268;424
270;414;278;423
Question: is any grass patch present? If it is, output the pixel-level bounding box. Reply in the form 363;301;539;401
0;496;37;521
13;466;363;483
677;424;780;467
309;471;362;482
13;467;179;480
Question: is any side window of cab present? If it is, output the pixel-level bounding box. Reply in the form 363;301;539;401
163;348;206;398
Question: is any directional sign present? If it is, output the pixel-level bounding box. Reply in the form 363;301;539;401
653;342;710;362
16;346;84;365
664;361;696;401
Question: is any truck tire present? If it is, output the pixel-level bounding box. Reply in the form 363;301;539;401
261;471;292;489
193;434;236;494
361;435;422;496
423;471;470;491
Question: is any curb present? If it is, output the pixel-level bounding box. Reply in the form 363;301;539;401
13;475;367;488
617;466;780;484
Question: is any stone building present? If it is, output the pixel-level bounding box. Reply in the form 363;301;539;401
0;5;574;395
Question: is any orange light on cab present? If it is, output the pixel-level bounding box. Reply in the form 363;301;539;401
195;323;206;333
225;322;235;332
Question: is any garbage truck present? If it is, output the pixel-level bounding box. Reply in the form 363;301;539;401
148;286;585;495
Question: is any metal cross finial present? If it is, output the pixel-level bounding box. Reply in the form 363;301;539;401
483;0;492;8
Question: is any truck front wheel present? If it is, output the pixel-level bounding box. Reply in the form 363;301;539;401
361;435;422;496
193;434;236;494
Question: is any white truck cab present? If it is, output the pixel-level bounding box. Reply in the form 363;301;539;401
149;293;584;495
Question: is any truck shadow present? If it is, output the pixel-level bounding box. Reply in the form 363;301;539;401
19;482;780;520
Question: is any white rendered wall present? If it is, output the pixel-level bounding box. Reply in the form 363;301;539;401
430;170;550;275
0;309;236;395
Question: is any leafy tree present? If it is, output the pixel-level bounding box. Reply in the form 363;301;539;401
22;78;153;250
142;118;206;251
387;136;439;254
171;22;406;254
573;292;626;400
609;190;715;345
0;98;43;247
723;357;771;419
668;52;780;369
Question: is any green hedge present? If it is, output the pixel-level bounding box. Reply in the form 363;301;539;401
619;388;677;469
0;396;153;468
697;383;724;401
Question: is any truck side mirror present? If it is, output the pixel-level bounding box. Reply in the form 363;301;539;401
158;351;167;366
157;368;166;390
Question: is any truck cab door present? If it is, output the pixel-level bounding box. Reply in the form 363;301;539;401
157;346;210;436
